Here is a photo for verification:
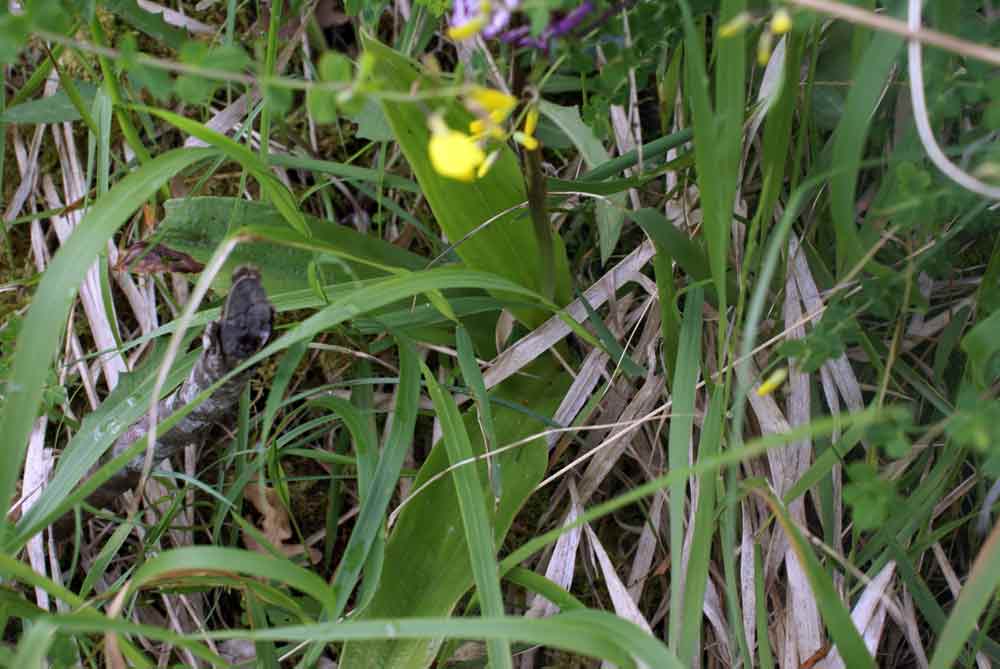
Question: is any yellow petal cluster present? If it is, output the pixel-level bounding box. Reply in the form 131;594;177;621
755;368;788;397
770;9;792;35
428;91;542;182
428;116;486;183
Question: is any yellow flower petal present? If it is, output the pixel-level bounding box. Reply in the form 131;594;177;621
757;30;773;66
469;119;487;135
469;86;517;120
448;16;486;41
514;131;538;151
756;368;788;397
770;9;792;35
429;125;486;182
523;106;539;137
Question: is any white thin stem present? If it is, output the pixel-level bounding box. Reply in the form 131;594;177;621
907;0;1000;199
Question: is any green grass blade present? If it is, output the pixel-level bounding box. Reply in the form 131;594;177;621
538;100;625;264
828;25;903;275
929;519;1000;667
456;325;501;504
668;285;704;650
678;387;722;664
421;356;511;669
760;490;875;669
330;338;421;617
129;546;337;615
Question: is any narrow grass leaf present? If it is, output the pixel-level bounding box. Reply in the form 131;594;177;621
538;100;625;264
330;339;421;617
928;507;1000;667
456;325;501;505
678;387;722;664
129;546;337;615
668;286;703;649
828;27;903;275
422;358;512;669
759;489;875;669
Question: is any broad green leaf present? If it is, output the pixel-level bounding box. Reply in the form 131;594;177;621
0;81;97;123
0;147;215;520
360;35;571;327
340;365;569;668
140;107;308;237
156;197;425;294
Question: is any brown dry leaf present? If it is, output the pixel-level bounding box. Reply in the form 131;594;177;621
243;479;320;564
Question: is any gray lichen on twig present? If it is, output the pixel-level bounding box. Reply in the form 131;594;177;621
54;266;273;539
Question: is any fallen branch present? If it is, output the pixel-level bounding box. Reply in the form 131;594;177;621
53;267;273;540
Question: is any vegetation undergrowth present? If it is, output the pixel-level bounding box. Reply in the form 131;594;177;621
0;0;999;667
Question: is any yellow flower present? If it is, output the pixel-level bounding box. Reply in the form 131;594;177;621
770;9;792;35
469;118;505;140
448;15;486;41
757;29;773;66
755;368;788;397
428;116;485;182
513;131;538;151
514;106;540;150
469;86;517;122
523;106;538;137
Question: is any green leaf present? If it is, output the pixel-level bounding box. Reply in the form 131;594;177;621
340;366;569;668
828;23;903;275
537;100;625;265
156;197;425;294
361;35;571;327
349;98;394;141
307;51;362;123
103;0;189;49
0;147;215;519
329;339;420;617
130;546;338;614
760;491;876;669
962;310;1000;387
422;358;512;669
140;108;307;237
668;286;703;649
0;81;98;123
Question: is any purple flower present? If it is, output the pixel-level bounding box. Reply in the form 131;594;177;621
449;0;520;40
449;0;594;50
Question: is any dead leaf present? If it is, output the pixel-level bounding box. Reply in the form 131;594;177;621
243;478;320;564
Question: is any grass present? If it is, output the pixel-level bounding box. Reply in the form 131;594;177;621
1;0;1000;667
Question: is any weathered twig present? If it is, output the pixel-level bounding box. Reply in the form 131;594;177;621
53;267;273;540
